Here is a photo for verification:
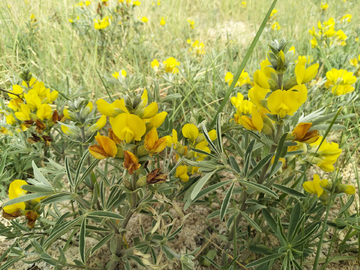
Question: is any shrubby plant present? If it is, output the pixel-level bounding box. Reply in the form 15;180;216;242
1;0;360;270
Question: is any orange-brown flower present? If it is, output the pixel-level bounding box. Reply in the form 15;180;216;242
123;151;141;175
292;122;319;143
146;169;167;184
144;129;167;156
25;210;39;228
108;128;121;144
89;133;117;159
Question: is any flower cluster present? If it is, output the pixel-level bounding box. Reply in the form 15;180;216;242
166;123;216;182
303;174;355;205
151;57;180;74
1;72;61;145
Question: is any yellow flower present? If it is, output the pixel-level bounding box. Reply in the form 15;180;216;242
225;70;250;87
15;104;31;121
85;1;91;5
253;70;270;89
112;69;127;79
182;124;199;143
144;128;167;156
310;37;318;48
350;58;358;67
37;104;52;121
24;90;41;111
270;9;277;17
133;0;141;5
295;58;319;85
208;130;217;141
94;16;110;30
141;16;148;23
89;133;117;159
320;3;329;11
303;174;324;197
187;19;195;29
267;88;305;118
271;22;280;31
142;102;159;119
111;113;146;143
241;1;246;8
336;29;347;44
3;180;28;215
165;129;178;147
163;57;180;74
239;107;263;132
291;122;319;143
8;99;23;111
248;84;270;109
149;112;167;129
6;115;16;126
309;137;342;172
8;85;23;99
123;151;141;175
45;89;58;103
96;99;129;117
87;115;107;134
325;69;357;95
160;17;166;26
195;140;210;161
344;185;356;195
175;165;189;182
190;40;205;55
341;14;352;23
151;59;160;70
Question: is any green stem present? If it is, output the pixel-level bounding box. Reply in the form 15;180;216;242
313;196;332;269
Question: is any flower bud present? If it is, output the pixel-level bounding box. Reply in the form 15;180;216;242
345;185;356;195
137;145;148;157
320;179;333;191
176;143;186;155
319;191;329;204
335;184;348;194
185;150;195;159
261;123;273;136
195;134;205;144
136;175;147;188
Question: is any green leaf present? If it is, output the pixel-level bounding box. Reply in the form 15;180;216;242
244;139;256;176
209;0;279;127
185;180;232;210
21;185;54;193
216;113;224;154
3;192;53;207
220;182;235;221
270;133;288;174
201;123;220;156
272;184;306;198
238;180;278;199
40;193;74;204
229;156;240;174
75;151;90;187
79;217;86;263
0;151;7;175
65;157;74;188
87;211;124;220
287;203;301;239
190;170;217;200
247;154;274;179
161;244;180;261
76;159;100;188
338;195;355;217
44;216;83;250
128;255;146;267
241;212;262;232
262;209;277;233
32;161;51;187
245;253;283;268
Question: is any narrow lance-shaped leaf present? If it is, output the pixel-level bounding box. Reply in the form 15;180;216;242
239;180;278;199
190;170;217;200
220;182;235;221
241;212;262;232
79;217;86;263
244;139;256;176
